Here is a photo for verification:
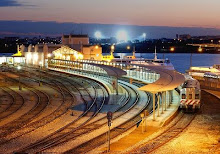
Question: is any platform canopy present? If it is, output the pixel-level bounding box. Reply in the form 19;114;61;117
85;62;127;78
138;65;185;93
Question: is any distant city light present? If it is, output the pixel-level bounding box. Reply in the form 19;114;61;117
198;47;203;52
143;33;146;40
111;45;115;50
170;47;175;52
116;30;128;42
95;31;102;39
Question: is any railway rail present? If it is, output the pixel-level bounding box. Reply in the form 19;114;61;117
17;79;107;153
15;68;146;153
0;66;152;153
126;112;196;154
0;87;25;120
0;81;50;138
0;68;99;146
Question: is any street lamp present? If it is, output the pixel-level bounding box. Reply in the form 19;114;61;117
17;66;22;90
107;111;113;152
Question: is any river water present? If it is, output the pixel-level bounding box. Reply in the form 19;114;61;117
115;53;220;73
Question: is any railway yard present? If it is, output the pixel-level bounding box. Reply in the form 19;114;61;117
0;65;219;154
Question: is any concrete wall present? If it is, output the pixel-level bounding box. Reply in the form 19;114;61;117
82;46;102;61
62;34;89;45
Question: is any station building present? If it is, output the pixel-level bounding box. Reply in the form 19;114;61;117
14;34;102;66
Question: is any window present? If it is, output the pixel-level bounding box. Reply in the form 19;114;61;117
182;94;186;99
189;94;192;99
195;94;200;99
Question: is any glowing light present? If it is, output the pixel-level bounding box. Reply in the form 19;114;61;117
95;45;99;49
127;46;130;50
17;66;21;70
34;53;38;61
143;33;146;39
27;53;32;59
95;31;101;39
170;47;175;52
116;30;128;42
74;52;83;60
111;45;115;50
47;53;52;58
198;47;203;52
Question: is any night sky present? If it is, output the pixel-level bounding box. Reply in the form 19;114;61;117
0;0;220;28
0;0;220;38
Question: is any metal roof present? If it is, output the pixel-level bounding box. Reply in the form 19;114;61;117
138;65;185;93
85;63;127;78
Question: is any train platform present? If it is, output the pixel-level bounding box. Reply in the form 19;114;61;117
94;90;180;153
204;89;220;99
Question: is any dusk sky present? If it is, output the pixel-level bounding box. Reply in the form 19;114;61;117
0;0;220;28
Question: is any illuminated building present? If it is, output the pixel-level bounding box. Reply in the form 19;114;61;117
22;34;103;66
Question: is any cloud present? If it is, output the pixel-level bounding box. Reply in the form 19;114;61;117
0;0;33;7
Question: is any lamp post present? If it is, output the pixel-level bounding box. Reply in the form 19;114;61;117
39;61;43;86
17;66;22;90
140;113;145;133
107;111;113;152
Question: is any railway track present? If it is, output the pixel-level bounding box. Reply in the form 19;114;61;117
14;68;143;153
0;88;14;115
126;112;196;154
16;78;107;153
0;68;97;145
42;70;152;153
63;84;153;154
0;87;25;120
0;84;50;138
0;66;151;153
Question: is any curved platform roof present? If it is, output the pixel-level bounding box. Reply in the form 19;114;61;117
85;62;127;78
138;65;185;93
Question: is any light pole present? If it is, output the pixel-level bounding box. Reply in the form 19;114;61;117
39;61;43;86
107;111;113;152
17;66;22;90
140;113;145;133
